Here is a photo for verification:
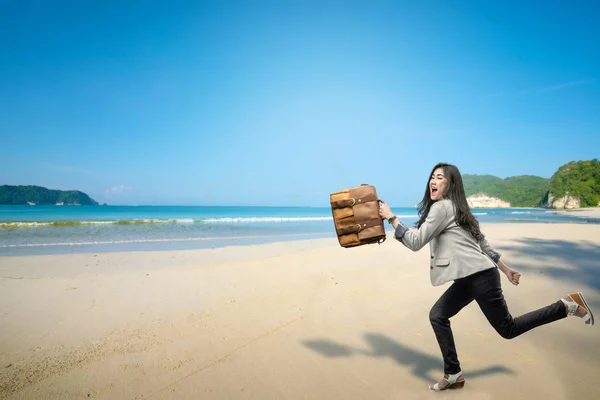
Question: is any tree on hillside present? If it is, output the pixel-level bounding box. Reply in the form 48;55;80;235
549;159;600;207
0;185;99;205
462;174;549;207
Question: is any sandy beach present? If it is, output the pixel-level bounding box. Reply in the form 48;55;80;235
2;222;600;399
555;207;600;219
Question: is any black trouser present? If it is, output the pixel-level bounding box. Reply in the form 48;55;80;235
429;267;567;375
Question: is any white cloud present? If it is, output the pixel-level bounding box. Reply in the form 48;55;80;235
105;185;132;194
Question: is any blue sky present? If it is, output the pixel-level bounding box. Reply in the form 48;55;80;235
1;0;599;206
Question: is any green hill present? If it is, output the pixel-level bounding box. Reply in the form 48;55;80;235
462;160;600;208
548;159;600;207
463;174;550;207
0;185;99;205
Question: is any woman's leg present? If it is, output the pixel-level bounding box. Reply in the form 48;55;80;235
429;280;474;375
470;268;567;339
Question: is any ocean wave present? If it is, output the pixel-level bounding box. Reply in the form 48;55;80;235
174;218;195;224
510;211;532;214
0;232;322;248
0;214;419;228
0;222;53;228
0;216;334;228
202;217;333;223
473;212;488;216
0;219;194;228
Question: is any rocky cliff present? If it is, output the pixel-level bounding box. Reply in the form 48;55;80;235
543;193;582;209
467;194;511;208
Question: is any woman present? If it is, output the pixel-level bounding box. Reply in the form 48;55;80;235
378;162;594;391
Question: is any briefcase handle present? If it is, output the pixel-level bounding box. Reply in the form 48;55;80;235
330;193;381;209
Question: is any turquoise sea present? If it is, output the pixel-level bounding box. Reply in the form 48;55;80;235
1;205;598;256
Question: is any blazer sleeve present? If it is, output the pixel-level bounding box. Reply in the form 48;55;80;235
479;236;501;262
394;201;450;251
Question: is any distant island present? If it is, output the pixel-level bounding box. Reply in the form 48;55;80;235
0;185;99;206
464;159;600;209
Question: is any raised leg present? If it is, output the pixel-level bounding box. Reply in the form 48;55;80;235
470;268;567;339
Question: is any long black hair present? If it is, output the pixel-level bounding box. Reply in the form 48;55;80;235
416;162;484;241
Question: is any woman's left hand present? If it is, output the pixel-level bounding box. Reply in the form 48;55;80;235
504;268;521;286
379;201;394;220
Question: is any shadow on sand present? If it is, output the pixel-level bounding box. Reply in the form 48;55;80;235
499;238;600;292
303;333;514;384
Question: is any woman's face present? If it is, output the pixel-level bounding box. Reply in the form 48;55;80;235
429;167;448;201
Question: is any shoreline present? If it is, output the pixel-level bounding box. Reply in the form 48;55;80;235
3;216;600;258
554;207;600;218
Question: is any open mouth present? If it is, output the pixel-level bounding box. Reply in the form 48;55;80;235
431;187;438;196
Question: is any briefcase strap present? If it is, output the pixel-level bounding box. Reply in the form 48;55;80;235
336;218;382;235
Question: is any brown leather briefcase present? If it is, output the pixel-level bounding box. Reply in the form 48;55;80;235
330;184;386;248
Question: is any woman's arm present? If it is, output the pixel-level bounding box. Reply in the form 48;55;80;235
380;201;451;252
479;236;520;286
496;258;510;274
497;258;521;286
479;236;501;263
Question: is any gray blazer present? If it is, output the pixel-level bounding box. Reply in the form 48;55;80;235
394;199;501;287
